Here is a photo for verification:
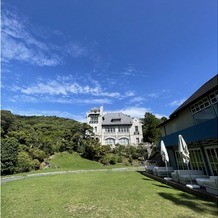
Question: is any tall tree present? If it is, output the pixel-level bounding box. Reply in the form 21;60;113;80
1;110;15;137
1;137;19;175
142;112;162;144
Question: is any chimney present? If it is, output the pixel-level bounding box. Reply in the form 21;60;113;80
100;106;103;115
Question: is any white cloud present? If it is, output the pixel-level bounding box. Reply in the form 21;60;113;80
105;106;150;118
169;98;186;107
21;81;68;95
2;10;61;66
12;78;124;99
9;94;112;105
129;96;145;104
153;113;168;119
120;65;136;77
124;91;135;97
78;98;112;104
65;42;88;58
148;89;168;99
105;106;168;119
120;107;150;118
9;95;39;103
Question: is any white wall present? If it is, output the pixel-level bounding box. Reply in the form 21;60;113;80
87;108;143;146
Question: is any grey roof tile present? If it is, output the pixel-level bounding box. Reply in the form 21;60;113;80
102;113;132;126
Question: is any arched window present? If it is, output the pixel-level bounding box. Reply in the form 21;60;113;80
105;138;115;145
119;138;129;145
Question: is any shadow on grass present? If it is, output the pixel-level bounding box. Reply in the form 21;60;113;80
152;183;172;189
158;192;218;217
137;171;218;216
142;177;153;181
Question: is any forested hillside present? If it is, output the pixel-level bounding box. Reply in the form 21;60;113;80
1;110;155;175
1;110;165;175
1;110;99;175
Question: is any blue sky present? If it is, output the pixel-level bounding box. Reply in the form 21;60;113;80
1;0;217;122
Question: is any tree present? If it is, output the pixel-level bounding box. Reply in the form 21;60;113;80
1;110;15;137
15;151;34;173
1;137;19;175
142;112;162;144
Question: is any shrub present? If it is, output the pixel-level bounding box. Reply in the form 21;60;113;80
128;156;133;165
109;156;117;165
15;151;34;173
32;159;40;170
122;159;131;166
29;147;46;162
100;155;110;165
117;156;123;163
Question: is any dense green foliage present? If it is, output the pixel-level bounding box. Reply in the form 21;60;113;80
1;137;19;175
1;110;98;175
1;110;152;175
141;112;167;143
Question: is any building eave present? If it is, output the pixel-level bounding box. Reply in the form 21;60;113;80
169;74;218;119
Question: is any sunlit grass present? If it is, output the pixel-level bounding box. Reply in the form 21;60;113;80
2;152;139;178
2;171;217;218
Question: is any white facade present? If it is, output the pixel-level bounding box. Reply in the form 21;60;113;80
86;107;143;146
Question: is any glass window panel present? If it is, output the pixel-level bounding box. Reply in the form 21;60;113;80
193;106;216;124
205;146;218;176
175;148;206;173
212;102;218;115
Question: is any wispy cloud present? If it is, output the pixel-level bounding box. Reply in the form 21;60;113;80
121;65;136;76
2;9;61;66
9;95;112;105
8;75;137;105
2;8;101;68
169;98;186;107
15;80;121;98
64;42;89;58
120;65;150;78
106;106;167;119
129;96;146;104
147;89;168;99
106;106;150;118
120;107;150;118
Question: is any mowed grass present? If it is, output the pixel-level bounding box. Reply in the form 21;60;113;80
3;152;135;177
48;152;138;170
48;152;104;170
2;171;217;218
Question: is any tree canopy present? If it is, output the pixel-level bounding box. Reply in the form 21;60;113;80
142;112;167;144
1;110;99;175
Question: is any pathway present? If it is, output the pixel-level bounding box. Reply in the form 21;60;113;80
1;166;145;184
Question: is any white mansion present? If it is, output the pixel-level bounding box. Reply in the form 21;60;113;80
86;107;143;146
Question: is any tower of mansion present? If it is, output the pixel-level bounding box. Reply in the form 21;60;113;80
86;106;143;146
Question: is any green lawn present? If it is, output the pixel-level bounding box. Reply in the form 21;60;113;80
48;152;104;170
2;171;217;218
48;152;139;170
2;152;138;177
